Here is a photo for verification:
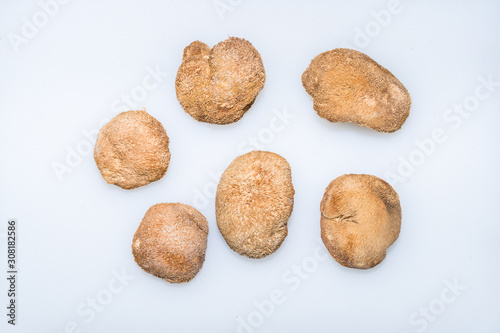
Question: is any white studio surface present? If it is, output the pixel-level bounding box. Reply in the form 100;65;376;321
1;1;499;332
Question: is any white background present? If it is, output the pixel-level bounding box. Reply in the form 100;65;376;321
1;0;499;332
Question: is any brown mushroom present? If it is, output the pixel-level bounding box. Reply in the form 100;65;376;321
302;48;411;133
94;110;170;189
132;203;208;283
216;151;294;258
320;174;401;269
175;37;266;124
